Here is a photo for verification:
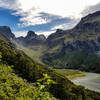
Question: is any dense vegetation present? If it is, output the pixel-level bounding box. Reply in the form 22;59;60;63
0;64;58;100
0;32;100;100
43;51;100;73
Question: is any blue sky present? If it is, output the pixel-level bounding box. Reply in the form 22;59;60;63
0;0;100;37
0;8;77;37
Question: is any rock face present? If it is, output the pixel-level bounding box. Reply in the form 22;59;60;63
73;11;100;35
0;26;15;39
46;11;100;50
63;11;100;54
25;31;37;40
64;39;100;54
42;11;100;68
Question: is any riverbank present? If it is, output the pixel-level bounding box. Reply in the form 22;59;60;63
54;69;85;79
54;69;100;92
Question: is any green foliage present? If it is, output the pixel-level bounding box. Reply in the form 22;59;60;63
0;64;58;100
37;74;56;91
34;74;57;100
0;64;35;100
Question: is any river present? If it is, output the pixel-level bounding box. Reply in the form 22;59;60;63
71;72;100;92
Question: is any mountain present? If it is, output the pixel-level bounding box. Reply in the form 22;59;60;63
0;26;15;39
16;30;46;46
1;27;100;100
46;11;100;48
42;11;100;72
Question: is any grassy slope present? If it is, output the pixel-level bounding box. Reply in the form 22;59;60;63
17;45;47;64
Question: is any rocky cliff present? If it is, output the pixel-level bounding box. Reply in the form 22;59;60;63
0;26;15;39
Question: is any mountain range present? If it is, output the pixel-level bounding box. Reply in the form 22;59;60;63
1;11;100;72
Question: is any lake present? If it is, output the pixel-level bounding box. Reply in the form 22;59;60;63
71;72;100;92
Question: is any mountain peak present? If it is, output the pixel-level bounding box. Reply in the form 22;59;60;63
56;29;63;33
72;10;100;35
27;31;37;37
0;26;15;39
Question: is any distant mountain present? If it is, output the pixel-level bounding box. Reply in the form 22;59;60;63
0;26;15;39
16;30;46;46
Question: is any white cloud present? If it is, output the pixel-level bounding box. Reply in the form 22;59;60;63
15;0;99;18
51;19;79;31
0;0;20;10
81;3;100;16
0;0;100;27
13;30;27;37
36;30;55;37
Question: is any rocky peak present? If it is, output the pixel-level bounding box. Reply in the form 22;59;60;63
0;26;15;39
16;31;46;46
74;11;100;34
25;31;37;39
47;29;65;41
56;29;63;33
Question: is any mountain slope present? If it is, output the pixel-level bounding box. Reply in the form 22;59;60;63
42;11;100;72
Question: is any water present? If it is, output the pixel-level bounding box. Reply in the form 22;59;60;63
71;72;100;92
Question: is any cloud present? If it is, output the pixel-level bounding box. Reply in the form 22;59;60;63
16;12;64;27
36;30;55;37
16;12;76;32
0;0;100;27
51;19;79;31
81;3;100;16
0;0;100;37
0;0;20;10
13;30;27;37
